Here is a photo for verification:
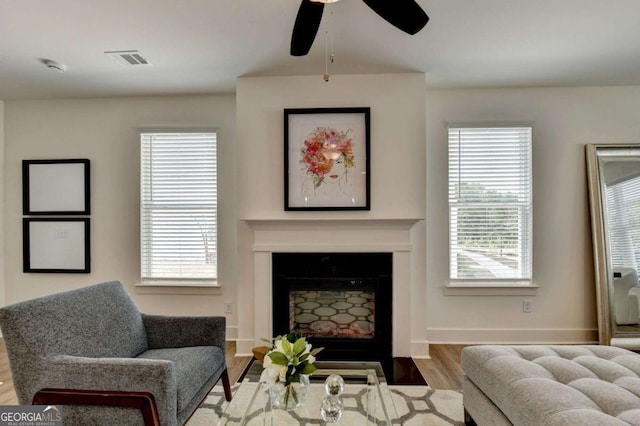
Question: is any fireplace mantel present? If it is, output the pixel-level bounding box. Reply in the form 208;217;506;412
239;217;425;358
244;218;421;252
243;218;422;229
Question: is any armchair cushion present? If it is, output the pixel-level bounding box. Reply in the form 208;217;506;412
138;346;225;414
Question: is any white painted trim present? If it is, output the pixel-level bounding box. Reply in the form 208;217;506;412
133;284;223;295
427;328;598;344
443;285;539;296
411;341;431;359
243;218;422;230
235;338;256;357
253;244;413;252
244;218;421;357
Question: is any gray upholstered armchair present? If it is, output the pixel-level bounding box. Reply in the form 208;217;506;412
0;281;231;426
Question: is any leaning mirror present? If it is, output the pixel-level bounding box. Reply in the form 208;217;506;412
586;144;640;349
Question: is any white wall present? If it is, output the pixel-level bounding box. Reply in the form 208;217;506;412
426;86;640;343
4;95;238;330
235;74;428;355
5;81;640;348
0;101;4;309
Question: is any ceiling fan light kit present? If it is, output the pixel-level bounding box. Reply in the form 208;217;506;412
290;0;429;57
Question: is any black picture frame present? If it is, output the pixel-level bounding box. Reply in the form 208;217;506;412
23;218;91;273
23;159;90;215
284;107;371;211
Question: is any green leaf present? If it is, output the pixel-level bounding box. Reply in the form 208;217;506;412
281;339;292;354
301;363;317;375
293;337;306;354
268;352;288;365
287;331;302;343
310;347;324;356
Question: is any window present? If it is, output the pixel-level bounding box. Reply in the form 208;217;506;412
140;131;217;284
448;126;532;283
606;174;640;271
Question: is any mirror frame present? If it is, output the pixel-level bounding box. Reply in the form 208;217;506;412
586;143;640;346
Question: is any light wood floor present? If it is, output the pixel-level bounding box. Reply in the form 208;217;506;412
414;344;467;391
0;339;465;405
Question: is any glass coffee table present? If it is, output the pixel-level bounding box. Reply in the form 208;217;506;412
217;361;398;425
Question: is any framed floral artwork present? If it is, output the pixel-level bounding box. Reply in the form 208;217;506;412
284;107;370;210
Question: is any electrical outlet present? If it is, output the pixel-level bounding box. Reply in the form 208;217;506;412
224;302;232;314
523;300;533;313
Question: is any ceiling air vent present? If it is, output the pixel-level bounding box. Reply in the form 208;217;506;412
105;50;151;66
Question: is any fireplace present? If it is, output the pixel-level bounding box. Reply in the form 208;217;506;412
272;252;392;363
242;218;423;362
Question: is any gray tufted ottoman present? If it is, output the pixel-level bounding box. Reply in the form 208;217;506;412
461;345;640;425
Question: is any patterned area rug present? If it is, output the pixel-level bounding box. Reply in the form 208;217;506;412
187;383;463;425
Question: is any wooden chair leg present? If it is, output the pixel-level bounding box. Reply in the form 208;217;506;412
221;368;232;401
32;388;160;426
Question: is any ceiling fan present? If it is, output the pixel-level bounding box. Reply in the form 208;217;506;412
291;0;429;56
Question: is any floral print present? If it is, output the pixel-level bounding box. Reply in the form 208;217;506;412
300;127;354;188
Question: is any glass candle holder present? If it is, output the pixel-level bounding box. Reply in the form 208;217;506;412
321;395;343;423
324;374;345;396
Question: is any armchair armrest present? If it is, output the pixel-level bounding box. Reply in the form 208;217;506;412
43;355;177;425
33;388;160;426
142;314;226;350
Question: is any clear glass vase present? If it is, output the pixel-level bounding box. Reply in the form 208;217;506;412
269;375;310;410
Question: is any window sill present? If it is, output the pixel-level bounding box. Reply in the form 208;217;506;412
444;282;539;296
134;281;222;295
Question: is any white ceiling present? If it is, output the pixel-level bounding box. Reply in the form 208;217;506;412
2;0;640;100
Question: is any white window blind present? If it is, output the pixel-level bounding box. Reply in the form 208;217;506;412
140;131;217;282
606;176;640;271
448;127;532;281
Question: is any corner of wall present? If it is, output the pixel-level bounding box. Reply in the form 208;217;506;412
0;100;5;309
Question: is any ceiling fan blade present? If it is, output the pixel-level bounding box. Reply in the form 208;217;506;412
291;0;325;56
361;0;429;35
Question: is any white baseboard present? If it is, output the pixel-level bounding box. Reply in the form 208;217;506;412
410;341;430;359
234;338;257;357
426;328;599;344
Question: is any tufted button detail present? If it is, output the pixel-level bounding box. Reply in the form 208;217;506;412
462;345;640;425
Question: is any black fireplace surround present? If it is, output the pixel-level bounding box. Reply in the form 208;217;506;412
272;252;392;364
